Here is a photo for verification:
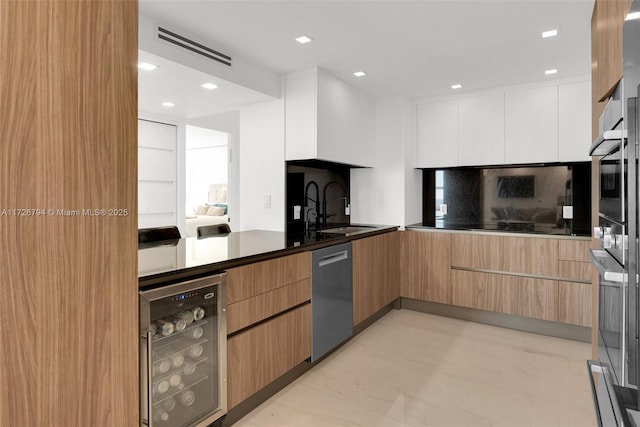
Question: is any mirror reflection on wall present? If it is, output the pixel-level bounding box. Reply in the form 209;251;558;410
423;162;591;236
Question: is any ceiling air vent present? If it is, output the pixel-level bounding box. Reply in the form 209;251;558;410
157;26;232;67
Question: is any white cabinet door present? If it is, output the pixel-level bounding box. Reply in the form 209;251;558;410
458;93;505;166
284;67;375;167
559;81;591;162
138;119;178;228
316;68;375;167
284;69;317;161
416;101;458;168
505;86;558;164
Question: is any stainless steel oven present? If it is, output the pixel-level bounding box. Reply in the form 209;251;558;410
588;5;640;424
140;274;227;427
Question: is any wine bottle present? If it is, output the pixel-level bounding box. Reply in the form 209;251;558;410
176;310;194;326
153;409;169;422
180;390;196;406
162;396;176;412
153;320;174;337
170;352;184;369
154;358;171;376
183;361;197;376
169;373;182;388
188;344;203;359
153;379;170;395
185;326;203;340
191;306;205;321
169;316;187;332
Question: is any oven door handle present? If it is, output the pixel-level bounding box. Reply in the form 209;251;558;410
590;129;626;156
587;360;632;427
589;249;626;283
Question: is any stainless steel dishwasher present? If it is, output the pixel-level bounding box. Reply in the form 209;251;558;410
310;242;353;362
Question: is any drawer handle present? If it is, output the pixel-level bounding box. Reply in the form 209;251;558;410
319;250;348;267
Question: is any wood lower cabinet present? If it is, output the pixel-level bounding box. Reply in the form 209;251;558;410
227;304;311;408
501;236;558;277
226;252;310;304
558;281;593;327
451;233;503;271
352;232;400;325
451;270;558;322
451;234;559;277
226;279;311;334
401;231;452;304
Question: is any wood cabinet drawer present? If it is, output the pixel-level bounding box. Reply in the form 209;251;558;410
558;260;592;282
452;234;558;277
227;252;310;304
558;281;592;327
451;234;503;270
558;239;592;263
451;270;558;322
226;279;311;334
227;303;311;408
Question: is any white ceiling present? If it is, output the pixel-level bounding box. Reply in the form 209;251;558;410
138;50;274;120
139;0;595;120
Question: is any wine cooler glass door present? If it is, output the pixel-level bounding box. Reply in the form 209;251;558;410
140;274;227;427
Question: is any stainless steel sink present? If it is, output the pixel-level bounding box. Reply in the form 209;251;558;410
317;226;376;236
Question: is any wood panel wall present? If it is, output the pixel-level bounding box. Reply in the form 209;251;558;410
0;1;138;425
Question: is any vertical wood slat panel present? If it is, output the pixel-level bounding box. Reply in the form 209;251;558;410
0;1;138;426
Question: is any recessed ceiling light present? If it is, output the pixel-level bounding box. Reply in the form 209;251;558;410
626;11;640;21
201;83;218;90
138;62;158;71
451;84;462;90
545;69;558;75
542;29;558;38
161;102;175;107
295;35;313;44
353;71;367;77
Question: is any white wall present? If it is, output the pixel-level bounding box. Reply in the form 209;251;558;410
185;126;228;215
351;96;419;227
238;98;286;232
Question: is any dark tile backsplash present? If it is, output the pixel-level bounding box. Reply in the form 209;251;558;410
422;162;591;236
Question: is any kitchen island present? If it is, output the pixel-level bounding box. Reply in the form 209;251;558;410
139;225;400;425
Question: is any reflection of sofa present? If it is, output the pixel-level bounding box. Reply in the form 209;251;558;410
491;207;558;224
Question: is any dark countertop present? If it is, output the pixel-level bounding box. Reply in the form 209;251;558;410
406;222;591;239
139;224;398;288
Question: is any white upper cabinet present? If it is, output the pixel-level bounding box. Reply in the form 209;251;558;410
416;101;458;168
458;93;505;166
505;86;558;164
415;79;591;168
285;67;375;167
559;81;592;162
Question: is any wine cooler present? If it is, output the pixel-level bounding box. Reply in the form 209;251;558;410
140;274;227;427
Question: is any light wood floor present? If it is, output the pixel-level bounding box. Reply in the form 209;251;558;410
233;309;595;427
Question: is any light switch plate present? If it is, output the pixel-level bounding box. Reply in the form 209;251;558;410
440;204;447;215
562;205;573;220
293;205;301;220
264;194;271;209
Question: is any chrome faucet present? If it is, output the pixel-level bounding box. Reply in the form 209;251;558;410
306;209;317;235
304;180;320;230
322;181;349;227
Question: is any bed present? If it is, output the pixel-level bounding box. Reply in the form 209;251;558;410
185;204;229;237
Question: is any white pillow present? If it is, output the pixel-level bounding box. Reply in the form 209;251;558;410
195;205;209;215
206;206;225;216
